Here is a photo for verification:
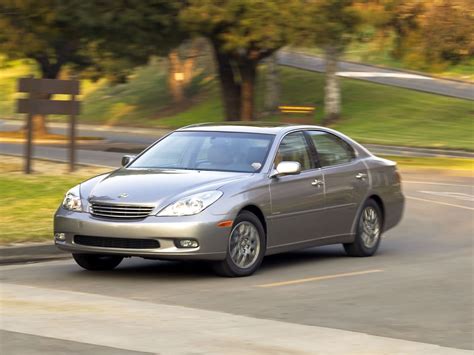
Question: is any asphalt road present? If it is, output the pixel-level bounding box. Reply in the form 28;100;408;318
2;119;474;160
1;172;473;354
277;51;474;100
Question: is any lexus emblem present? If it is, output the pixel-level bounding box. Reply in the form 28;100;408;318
118;193;128;198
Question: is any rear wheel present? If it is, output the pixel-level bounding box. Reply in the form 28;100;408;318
212;211;266;277
344;199;383;257
72;253;123;271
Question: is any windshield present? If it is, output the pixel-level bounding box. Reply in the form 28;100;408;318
129;131;275;173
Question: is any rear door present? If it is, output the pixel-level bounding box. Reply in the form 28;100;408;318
268;131;325;249
306;131;369;237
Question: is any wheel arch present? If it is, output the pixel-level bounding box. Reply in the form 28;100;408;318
238;205;267;236
367;194;385;229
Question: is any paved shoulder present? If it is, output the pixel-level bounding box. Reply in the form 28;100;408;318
1;283;469;354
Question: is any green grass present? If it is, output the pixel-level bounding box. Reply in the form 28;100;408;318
0;174;83;244
0;158;109;244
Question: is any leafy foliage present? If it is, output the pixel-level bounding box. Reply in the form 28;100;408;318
301;0;361;53
0;0;96;78
369;0;473;69
181;0;301;59
0;0;182;81
181;0;304;120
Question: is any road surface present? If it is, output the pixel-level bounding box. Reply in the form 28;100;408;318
277;51;474;100
1;170;473;354
2;120;473;160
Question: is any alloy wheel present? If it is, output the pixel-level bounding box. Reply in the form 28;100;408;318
359;206;381;249
229;221;261;269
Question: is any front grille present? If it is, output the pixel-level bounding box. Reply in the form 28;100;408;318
74;235;160;249
90;202;154;219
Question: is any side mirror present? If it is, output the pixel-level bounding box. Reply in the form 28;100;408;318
121;155;136;167
271;161;301;177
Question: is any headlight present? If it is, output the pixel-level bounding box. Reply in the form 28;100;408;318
62;185;82;211
157;191;223;216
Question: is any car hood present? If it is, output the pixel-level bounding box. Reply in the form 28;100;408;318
87;168;251;207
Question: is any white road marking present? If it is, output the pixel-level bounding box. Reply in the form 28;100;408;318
337;71;434;80
419;191;474;202
404;181;473;188
257;269;384;288
1;283;470;355
406;196;474;211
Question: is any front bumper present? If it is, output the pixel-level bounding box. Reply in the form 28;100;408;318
54;208;230;260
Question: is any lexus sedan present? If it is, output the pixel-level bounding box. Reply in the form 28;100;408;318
54;123;404;277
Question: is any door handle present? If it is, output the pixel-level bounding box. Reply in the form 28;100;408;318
355;172;367;180
311;178;324;187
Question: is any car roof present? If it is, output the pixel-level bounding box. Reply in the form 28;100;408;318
177;122;326;135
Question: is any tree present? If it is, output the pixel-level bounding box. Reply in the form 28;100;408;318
167;39;206;104
181;0;302;121
386;0;473;69
0;0;182;133
303;0;360;125
0;0;97;134
89;1;183;79
263;54;280;114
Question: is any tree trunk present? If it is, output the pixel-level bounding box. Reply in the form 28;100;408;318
213;46;241;121
183;44;198;86
240;61;257;121
32;111;49;136
264;54;280;113
323;47;341;125
167;49;184;104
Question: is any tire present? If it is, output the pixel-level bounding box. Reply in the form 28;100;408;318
72;253;123;271
344;199;383;257
212;211;266;277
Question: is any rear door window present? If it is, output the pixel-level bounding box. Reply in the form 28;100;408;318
307;131;355;167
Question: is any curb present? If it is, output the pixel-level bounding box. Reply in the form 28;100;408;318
0;242;70;265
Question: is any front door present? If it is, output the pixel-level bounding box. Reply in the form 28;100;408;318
307;131;369;237
268;131;326;249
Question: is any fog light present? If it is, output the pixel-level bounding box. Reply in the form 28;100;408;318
178;239;199;248
54;233;66;241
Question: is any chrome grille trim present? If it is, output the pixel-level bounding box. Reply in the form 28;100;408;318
90;203;154;219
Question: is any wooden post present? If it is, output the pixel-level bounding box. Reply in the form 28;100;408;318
69;92;76;172
24;75;34;174
17;77;80;174
25;111;33;174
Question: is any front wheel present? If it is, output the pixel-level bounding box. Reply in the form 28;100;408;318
344;199;383;257
212;211;266;277
72;253;123;271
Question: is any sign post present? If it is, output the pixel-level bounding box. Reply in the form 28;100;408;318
17;77;80;173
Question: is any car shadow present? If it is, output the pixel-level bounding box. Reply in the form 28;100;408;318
261;245;346;271
69;245;348;281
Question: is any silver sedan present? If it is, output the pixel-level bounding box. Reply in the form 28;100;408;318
54;123;404;277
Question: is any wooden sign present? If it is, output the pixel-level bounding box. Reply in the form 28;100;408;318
18;78;80;95
18;99;80;115
17;77;80;173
